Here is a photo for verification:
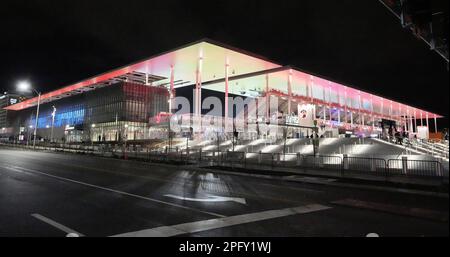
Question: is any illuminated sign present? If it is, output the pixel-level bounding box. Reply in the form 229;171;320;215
9;98;18;105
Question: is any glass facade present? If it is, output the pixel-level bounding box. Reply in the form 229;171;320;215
10;82;169;143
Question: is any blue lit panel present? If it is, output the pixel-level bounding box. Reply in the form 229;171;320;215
30;107;85;129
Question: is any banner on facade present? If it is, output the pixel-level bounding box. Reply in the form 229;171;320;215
298;104;315;127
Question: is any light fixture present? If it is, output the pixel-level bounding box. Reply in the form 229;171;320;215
17;81;31;92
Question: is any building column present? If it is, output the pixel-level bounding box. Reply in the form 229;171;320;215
195;55;203;117
193;54;203;135
169;65;175;114
371;96;375;130
420;111;423;126
413;110;417;133
328;85;332;125
434;114;438;134
410;113;414;133
426;113;430;135
287;70;292;115
322;86;327;124
225;60;230;132
265;74;270;121
405;107;409;133
358;92;362;129
349;111;353;126
145;73;150;86
389;100;393;123
344;87;348;124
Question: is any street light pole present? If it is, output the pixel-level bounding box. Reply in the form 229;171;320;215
17;81;41;149
33;91;41;149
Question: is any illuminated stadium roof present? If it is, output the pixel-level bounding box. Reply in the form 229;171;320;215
4;39;442;119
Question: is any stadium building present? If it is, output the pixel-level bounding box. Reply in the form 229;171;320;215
3;39;443;145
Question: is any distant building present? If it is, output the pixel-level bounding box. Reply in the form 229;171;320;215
0;92;27;139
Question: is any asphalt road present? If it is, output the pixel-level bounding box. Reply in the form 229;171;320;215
0;147;448;237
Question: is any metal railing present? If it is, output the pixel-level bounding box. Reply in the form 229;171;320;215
1;142;447;182
345;157;388;176
387;159;443;178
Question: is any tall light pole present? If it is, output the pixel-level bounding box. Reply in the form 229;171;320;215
124;124;129;159
50;106;56;143
17;81;41;149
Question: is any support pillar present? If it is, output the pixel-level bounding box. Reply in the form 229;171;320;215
338;109;341;124
434;115;438;134
414;110;417;133
265;74;270;121
350;112;354;126
145;73;150;86
371;97;374;130
287;70;292;115
420;111;423;127
195;56;203;117
344;87;348;124
358;92;362;128
328;85;332;124
322;86;327;124
225;60;230;132
169;65;175;114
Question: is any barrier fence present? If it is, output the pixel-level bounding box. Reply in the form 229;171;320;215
1;142;447;181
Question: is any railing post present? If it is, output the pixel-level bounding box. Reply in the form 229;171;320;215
370;157;376;172
343;154;349;170
244;153;247;169
435;161;442;177
318;156;324;168
402;156;408;175
296;153;302;166
186;147;190;164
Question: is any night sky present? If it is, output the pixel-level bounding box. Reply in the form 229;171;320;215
1;0;448;128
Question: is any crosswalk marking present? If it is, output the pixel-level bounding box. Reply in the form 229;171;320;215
112;203;332;237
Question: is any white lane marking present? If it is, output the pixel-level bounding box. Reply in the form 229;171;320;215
164;194;247;205
31;213;85;237
111;203;332;237
5;166;225;218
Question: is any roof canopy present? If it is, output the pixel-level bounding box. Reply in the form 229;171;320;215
4;39;442;118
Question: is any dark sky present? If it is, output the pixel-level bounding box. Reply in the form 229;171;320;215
1;0;448;127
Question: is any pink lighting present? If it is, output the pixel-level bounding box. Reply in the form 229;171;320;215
4;39;443;121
